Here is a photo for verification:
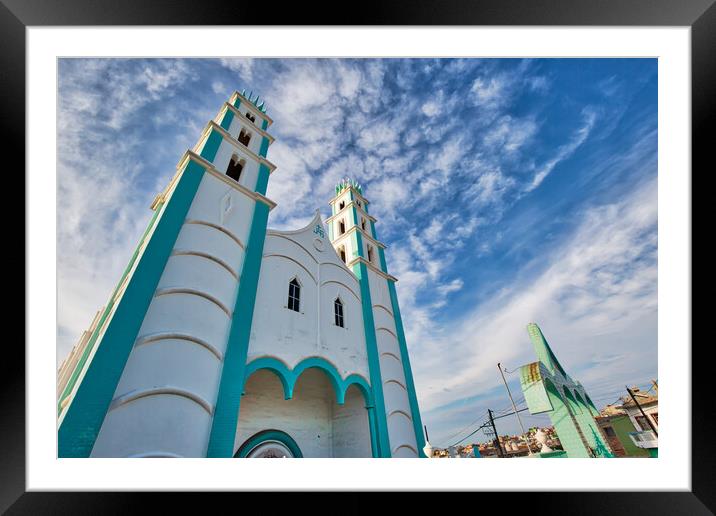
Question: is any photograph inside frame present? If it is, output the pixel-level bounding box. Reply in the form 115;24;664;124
55;57;658;459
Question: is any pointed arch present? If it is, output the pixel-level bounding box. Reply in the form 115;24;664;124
287;277;301;312
334;296;345;327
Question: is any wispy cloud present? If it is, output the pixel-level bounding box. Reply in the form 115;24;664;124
57;58;658;449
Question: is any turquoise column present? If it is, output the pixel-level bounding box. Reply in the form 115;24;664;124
352;228;391;457
207;166;271;457
374;223;426;457
219;108;234;131
58;160;207;457
387;281;427;457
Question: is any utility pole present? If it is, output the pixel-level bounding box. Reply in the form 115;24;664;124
498;362;534;455
488;409;505;457
626;386;658;437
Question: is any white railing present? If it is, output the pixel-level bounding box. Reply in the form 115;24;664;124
628;430;658;449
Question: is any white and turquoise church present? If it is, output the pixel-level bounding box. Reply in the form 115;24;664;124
57;90;426;458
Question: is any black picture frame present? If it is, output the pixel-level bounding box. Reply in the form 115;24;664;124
5;0;709;512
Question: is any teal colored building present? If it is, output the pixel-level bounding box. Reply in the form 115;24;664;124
519;323;613;458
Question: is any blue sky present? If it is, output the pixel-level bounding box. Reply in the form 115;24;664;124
57;58;658;448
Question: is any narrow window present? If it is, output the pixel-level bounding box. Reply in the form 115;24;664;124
238;128;252;147
357;200;362;208
338;245;346;264
334;298;344;327
361;218;367;231
287;278;300;312
339;219;346;235
339;200;345;210
367;245;374;263
245;112;256;123
226;156;244;182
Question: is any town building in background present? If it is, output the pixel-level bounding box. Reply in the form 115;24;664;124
57;90;425;458
596;408;650;458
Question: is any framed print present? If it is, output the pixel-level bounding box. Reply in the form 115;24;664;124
7;0;711;512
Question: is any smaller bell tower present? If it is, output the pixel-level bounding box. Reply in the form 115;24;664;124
327;178;426;457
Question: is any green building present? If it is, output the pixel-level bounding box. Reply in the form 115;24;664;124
518;323;613;458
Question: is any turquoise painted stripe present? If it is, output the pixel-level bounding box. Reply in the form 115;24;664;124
220;108;235;131
233;97;241;108
207;201;270;457
58;160;207;457
352;255;392;457
387;280;427;457
370;220;378;241
258;136;269;158
261;118;268;131
58;201;163;413
200;128;223;164
255;163;270;196
378;246;388;274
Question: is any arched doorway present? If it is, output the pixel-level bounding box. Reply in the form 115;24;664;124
233;365;372;457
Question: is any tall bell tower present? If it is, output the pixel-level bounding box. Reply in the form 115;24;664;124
58;90;278;457
327;178;426;457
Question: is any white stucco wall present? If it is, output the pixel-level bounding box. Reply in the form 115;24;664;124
367;268;419;457
91;169;256;457
247;213;370;383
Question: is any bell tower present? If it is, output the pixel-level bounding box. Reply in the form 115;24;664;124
58;89;278;457
327;178;426;457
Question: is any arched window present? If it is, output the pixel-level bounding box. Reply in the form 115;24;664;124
338;219;346;235
226;155;245;182
334;298;344;328
361;217;367;231
338;245;346;264
338;200;345;210
238;128;252;147
287;278;300;312
245;111;256;124
367;245;374;263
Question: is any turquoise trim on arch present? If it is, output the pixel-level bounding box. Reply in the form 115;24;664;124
58;160;207;457
352;260;392;457
206;200;270;458
387;280;427;457
243;356;374;406
235;429;303;458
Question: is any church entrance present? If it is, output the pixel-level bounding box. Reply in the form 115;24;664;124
233;368;372;457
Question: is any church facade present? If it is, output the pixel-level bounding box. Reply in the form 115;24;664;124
57;90;425;458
